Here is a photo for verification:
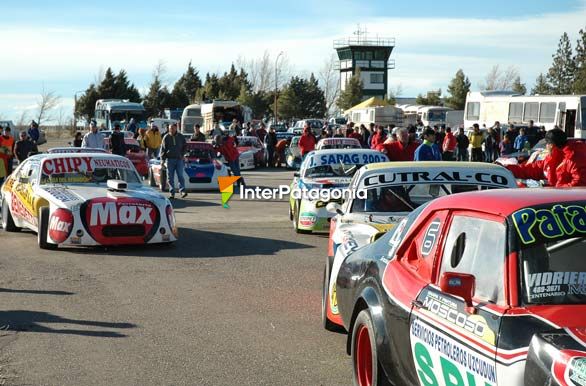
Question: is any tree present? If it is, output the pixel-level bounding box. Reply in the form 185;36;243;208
416;89;442;106
305;73;327;118
445;69;470;109
172;61;203;106
113;70;141;102
387;84;403;106
574;28;586;94
196;73;221;102
480;65;520;90
75;83;99;122
238;86;271;119
547;32;575;94
318;53;340;116
511;76;527;95
96;68;117;99
36;86;60;126
531;73;551;95
278;75;327;120
337;69;363;111
143;62;171;117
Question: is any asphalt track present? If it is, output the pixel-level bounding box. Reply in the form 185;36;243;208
0;144;352;385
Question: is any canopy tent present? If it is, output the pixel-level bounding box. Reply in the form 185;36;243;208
347;97;390;111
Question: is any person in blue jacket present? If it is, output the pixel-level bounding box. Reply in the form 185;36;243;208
414;128;442;161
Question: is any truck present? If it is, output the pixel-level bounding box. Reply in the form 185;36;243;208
201;101;252;135
345;105;403;127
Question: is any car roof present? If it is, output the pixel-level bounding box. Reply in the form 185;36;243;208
29;152;129;161
310;148;382;156
364;161;510;171
424;188;586;217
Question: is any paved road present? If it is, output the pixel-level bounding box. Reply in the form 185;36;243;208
0;153;352;385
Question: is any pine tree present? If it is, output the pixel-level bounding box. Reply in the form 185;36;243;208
547;32;575;94
511;76;527;95
113;70;141;101
445;69;470;109
574;28;586;94
143;76;171;118
171;62;203;107
531;73;551;95
238;86;270;119
96;68;117;99
337;69;363;111
416;89;442;106
75;84;99;122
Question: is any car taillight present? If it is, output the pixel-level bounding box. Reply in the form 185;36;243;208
166;205;178;237
48;208;74;243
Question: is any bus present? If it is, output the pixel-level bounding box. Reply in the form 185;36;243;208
201;101;252;134
464;91;586;137
180;104;203;134
397;105;452;127
94;99;147;130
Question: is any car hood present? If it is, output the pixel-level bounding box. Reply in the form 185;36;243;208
336;213;404;247
300;177;351;189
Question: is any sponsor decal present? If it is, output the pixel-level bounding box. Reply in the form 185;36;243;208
41;157;134;176
363;171;511;187
411;318;497;386
10;195;36;226
43;187;80;203
49;209;73;243
218;176;241;208
80;197;159;245
307;152;387;168
570;357;586;386
552;350;586;386
512;204;586;245
421;219;441;256
526;271;586;301
330;284;338;314
421;291;496;345
299;212;317;227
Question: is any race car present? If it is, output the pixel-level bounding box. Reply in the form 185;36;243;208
330;188;586;386
103;137;149;177
148;141;229;192
47;147;108;154
237;136;266;168
0;153;178;249
316;137;362;150
323;162;518;330
285;136;302;170
289;148;388;234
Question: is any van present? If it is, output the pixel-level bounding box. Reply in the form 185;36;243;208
181;104;203;134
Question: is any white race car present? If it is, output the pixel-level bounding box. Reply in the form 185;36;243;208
289;148;388;233
1;153;178;249
315;137;361;150
322;161;518;330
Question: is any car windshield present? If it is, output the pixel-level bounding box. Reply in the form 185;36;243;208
520;237;586;305
304;163;363;179
186;147;213;159
40;167;141;185
352;184;495;213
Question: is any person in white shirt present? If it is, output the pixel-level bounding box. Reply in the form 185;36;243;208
81;120;105;149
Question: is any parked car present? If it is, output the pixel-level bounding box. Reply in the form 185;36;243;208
103;137;149;177
236;136;266;168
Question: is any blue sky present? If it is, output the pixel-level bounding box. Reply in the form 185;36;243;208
1;0;585;122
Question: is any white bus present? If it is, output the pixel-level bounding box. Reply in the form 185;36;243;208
464;91;586;138
397;105;452;127
180;103;203;134
94;99;147;130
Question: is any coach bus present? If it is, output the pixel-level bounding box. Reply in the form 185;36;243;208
180;103;203;134
397;105;452;128
94;99;147;130
464;91;586;138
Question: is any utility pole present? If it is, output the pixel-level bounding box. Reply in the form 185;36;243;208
274;51;284;126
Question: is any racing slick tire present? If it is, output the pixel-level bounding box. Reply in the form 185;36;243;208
322;261;344;332
351;309;391;386
1;199;20;232
159;168;168;192
38;207;57;250
148;169;157;187
293;199;310;234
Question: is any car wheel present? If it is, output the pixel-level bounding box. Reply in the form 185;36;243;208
322;262;344;332
148;169;157;187
1;199;20;232
38;207;57;250
351;309;390;386
288;201;293;221
294;199;310;234
159;169;168;192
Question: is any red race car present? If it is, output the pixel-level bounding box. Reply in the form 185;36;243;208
332;188;586;386
103;137;149;177
236;136;266;168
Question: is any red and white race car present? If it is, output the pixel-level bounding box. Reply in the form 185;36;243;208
1;153;177;249
330;188;586;385
103;137;149;177
237;136;266;169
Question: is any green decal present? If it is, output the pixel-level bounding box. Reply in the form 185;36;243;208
415;342;438;386
440;356;464;386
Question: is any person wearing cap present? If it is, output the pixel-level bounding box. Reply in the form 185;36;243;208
191;124;205;142
109;124;127;157
81;120;105;149
160;123;187;199
502;128;586;187
27;121;40;144
14;130;38;164
145;121;162;159
414;128;442;161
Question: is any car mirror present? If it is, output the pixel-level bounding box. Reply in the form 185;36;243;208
326;202;343;215
439;272;476;314
293;172;300;178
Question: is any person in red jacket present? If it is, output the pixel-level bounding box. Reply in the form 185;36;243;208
503;128;586;187
298;126;316;158
346;127;363;143
377;128;418;162
215;134;245;188
370;125;386;149
442;127;457;161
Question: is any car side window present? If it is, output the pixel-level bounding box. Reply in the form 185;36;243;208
439;215;506;305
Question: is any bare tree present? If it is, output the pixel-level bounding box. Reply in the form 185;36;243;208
153;59;168;83
15;110;29;127
388;83;404;104
237;51;291;93
319;53;340;116
480;65;520;91
94;65;106;85
36;86;60;126
56;106;70;130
